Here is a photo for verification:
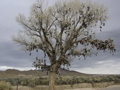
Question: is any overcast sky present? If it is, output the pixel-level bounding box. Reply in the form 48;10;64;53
0;0;120;74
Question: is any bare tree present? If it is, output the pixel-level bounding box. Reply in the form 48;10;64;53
12;0;115;90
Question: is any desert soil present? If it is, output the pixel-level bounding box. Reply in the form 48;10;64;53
66;85;120;90
97;85;120;90
66;88;96;90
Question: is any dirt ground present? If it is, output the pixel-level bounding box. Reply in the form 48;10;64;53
66;88;96;90
66;85;120;90
97;85;120;90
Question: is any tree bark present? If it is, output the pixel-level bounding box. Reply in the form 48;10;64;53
49;71;56;90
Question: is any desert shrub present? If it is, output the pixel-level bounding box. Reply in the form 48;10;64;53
55;77;73;85
0;81;11;90
87;78;94;83
65;78;71;84
28;79;36;87
55;77;62;85
0;75;120;86
36;77;48;85
71;77;77;84
40;79;49;85
33;78;40;85
77;78;83;83
6;79;14;86
20;78;29;86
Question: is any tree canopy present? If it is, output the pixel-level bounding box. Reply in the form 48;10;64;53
12;0;115;89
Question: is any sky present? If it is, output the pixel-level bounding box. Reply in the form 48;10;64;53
0;0;120;74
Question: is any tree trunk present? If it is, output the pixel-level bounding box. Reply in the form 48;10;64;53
16;85;18;90
49;71;56;90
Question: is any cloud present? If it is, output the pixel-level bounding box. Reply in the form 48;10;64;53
0;41;34;67
0;40;48;69
0;66;34;71
73;58;120;74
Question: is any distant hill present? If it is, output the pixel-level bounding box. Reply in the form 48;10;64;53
0;69;91;78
